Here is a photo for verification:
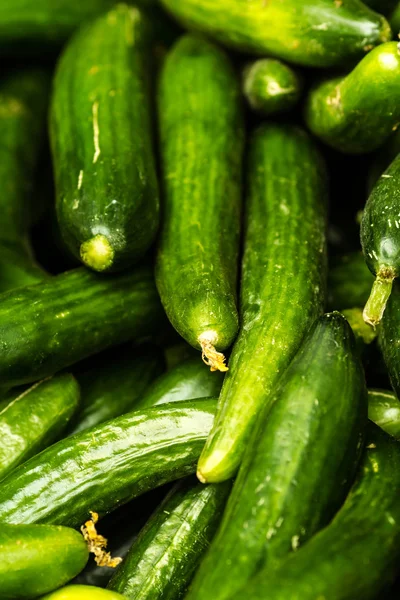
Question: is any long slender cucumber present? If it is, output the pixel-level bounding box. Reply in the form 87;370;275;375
368;389;400;438
156;34;243;371
197;124;328;483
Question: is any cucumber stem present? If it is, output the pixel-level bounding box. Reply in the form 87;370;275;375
199;332;229;372
80;234;114;272
81;511;122;568
363;268;396;327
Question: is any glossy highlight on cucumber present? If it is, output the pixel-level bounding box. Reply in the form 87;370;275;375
368;389;400;439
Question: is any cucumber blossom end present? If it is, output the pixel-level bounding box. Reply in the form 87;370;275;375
80;235;115;272
199;331;229;373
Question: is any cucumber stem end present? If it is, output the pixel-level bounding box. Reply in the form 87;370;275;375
363;268;395;327
199;332;229;372
81;511;122;568
80;234;114;272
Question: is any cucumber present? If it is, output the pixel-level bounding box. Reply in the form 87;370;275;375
159;0;390;67
51;4;159;273
242;59;302;116
305;42;400;154
42;586;126;600
368;389;400;438
0;240;48;293
0;523;88;599
108;477;231;598
0;399;216;528
379;282;400;396
231;424;400;600
361;152;400;326
187;313;367;600
0;264;163;389
328;252;374;310
68;344;164;435
0;373;79;481
197;124;328;483
156;34;243;371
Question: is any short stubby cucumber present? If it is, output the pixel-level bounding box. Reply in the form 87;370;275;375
156;35;243;371
368;389;400;438
328;252;374;310
0;399;217;527
108;477;231;598
197;124;328;483
51;4;160;272
305;42;400;154
159;0;390;67
42;586;126;600
361;152;400;326
187;313;367;600
379;282;400;397
242;59;302;116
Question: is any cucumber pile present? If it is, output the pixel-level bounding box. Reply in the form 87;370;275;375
1;1;400;599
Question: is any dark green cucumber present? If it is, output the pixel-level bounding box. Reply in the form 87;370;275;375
0;373;79;481
231;424;400;600
0;265;163;389
134;356;224;411
0;240;48;293
305;42;400;154
187;313;367;600
0;523;88;599
160;0;390;67
0;399;216;528
68;344;164;435
42;586;126;600
368;389;400;438
108;477;231;598
197;124;328;483
242;59;302;116
328;252;374;310
361;151;400;326
51;4;159;273
379;282;400;396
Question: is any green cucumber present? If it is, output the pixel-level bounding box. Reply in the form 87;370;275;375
42;586;126;600
0;264;163;389
231;424;400;600
0;399;216;528
156;34;243;371
187;313;367;600
108;477;231;598
379;282;400;396
68;344;164;435
197;123;328;483
159;0;390;67
305;42;400;154
0;523;88;599
328;252;374;310
361;152;400;326
368;389;400;438
242;59;302;116
51;4;159;273
0;373;79;481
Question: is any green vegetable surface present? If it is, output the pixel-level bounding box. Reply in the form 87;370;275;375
368;389;400;439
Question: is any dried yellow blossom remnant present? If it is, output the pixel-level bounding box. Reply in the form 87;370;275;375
199;339;229;372
81;511;122;568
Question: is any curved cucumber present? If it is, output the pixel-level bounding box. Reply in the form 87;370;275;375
0;399;216;527
0;523;88;599
51;4;159;272
156;34;243;371
42;586;125;600
242;59;302;116
187;313;367;600
197;124;328;483
368;389;400;438
328;252;374;310
0;373;79;481
0;265;163;388
231;424;400;600
108;477;231;598
361;152;400;326
305;42;400;154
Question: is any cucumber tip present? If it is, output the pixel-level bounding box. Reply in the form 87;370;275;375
198;331;229;373
80;234;114;272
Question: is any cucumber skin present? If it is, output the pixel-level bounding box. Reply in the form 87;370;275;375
328;252;374;310
187;313;367;600
0;373;79;481
232;425;400;600
108;477;231;599
305;42;400;154
0;265;164;388
42;586;126;600
156;34;243;352
197;124;328;482
379;283;400;397
160;0;390;67
0;399;217;528
368;389;400;439
0;523;88;599
51;4;159;272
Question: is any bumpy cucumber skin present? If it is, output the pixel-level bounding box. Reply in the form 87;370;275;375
368;389;400;439
108;477;231;599
160;0;390;67
232;425;400;600
197;124;328;482
305;42;400;154
51;5;159;272
242;59;302;116
0;265;163;388
0;523;88;599
0;399;217;528
379;283;400;396
0;240;48;293
0;373;79;481
42;586;126;600
328;252;374;310
156;34;243;353
68;344;164;435
187;313;367;600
